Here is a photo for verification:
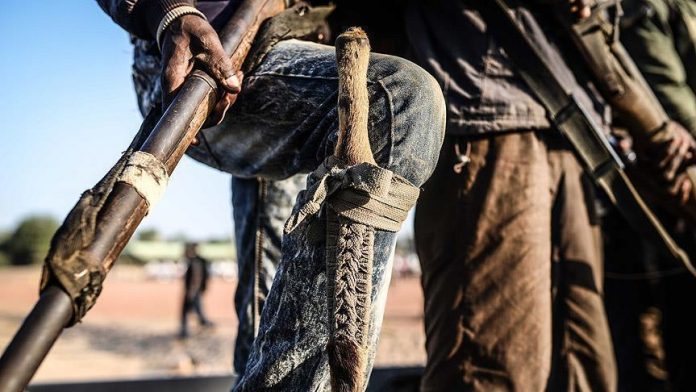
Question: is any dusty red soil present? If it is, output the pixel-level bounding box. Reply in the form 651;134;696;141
0;266;425;383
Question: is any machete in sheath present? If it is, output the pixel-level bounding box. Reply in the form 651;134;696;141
475;0;696;277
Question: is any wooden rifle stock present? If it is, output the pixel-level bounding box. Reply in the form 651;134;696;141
475;0;696;277
0;1;284;390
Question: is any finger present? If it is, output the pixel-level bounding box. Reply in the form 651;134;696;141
197;33;240;94
677;137;692;166
203;71;244;127
203;92;235;128
680;178;692;205
665;138;690;181
208;94;232;127
685;139;696;165
569;0;592;19
161;48;192;106
670;174;692;205
657;138;681;169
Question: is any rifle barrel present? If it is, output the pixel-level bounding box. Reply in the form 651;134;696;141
0;287;72;392
0;0;284;390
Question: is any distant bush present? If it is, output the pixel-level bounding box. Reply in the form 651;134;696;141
118;254;147;266
1;215;59;266
137;228;162;242
0;231;9;266
0;252;10;267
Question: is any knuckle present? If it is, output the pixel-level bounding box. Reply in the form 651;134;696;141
163;66;178;81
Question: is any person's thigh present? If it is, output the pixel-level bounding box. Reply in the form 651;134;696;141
416;131;553;392
187;39;444;186
547;141;617;392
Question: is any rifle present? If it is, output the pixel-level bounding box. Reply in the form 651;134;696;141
475;0;696;277
0;0;285;390
554;0;696;225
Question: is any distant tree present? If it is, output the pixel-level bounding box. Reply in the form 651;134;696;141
3;215;59;265
0;252;9;267
0;231;8;266
168;232;189;243
0;230;9;265
395;234;415;256
137;228;162;242
207;236;232;244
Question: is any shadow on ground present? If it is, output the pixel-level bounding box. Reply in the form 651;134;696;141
29;367;424;392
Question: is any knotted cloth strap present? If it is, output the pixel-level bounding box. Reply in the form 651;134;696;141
117;151;169;210
40;150;170;326
284;156;419;234
40;151;132;326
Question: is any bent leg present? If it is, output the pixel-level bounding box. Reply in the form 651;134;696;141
186;39;444;185
191;40;446;390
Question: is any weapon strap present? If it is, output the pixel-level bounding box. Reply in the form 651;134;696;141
475;0;696;276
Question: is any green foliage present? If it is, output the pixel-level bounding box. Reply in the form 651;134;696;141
395;234;415;256
117;254;146;266
137;228;162;242
2;215;59;266
207;237;231;244
0;252;10;267
167;232;189;243
0;231;9;266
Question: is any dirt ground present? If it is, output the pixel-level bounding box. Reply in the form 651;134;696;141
0;265;425;383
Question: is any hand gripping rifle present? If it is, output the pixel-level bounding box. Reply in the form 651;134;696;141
475;0;696;277
0;0;285;390
554;0;696;224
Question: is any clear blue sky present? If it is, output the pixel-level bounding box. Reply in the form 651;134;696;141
0;1;414;241
0;1;234;240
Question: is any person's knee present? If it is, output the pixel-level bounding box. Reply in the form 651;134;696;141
373;56;446;186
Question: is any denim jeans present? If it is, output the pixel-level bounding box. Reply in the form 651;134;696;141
231;175;305;376
184;39;445;390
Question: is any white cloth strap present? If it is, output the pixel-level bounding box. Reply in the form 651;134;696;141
118;151;169;210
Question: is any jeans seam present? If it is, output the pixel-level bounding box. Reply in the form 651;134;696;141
249;73;338;81
252;179;267;338
248;72;379;85
376;79;395;168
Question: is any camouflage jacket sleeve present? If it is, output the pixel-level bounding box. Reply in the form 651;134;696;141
621;0;696;136
96;0;195;39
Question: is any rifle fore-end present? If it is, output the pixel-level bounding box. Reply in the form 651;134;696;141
42;0;286;326
563;9;669;140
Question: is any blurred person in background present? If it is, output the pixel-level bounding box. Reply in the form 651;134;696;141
180;242;214;339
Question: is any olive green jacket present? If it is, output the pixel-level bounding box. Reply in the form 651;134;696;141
621;0;696;135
